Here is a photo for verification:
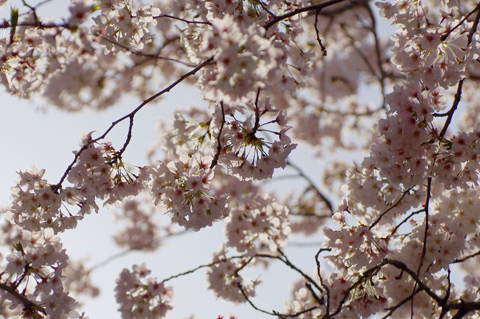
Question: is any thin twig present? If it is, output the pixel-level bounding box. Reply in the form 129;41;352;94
416;177;432;276
97;34;197;67
89;249;131;272
381;287;422;319
237;282;319;318
385;208;425;238
453;249;480;263
256;0;277;18
0;282;46;315
54;56;214;189
286;160;334;214
439;6;480;138
441;3;480;41
161;255;248;283
364;1;387;109
263;0;347;31
155;14;211;25
369;187;414;229
315;248;331;315
314;10;327;56
0;22;69;29
277;248;324;293
211;102;226;169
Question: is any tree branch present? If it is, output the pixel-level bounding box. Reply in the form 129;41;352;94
0;282;46;316
237;282;319;318
263;0;348;31
54;56;214;189
210;102;226;169
369;187;414;230
439;5;480;138
286;160;334;214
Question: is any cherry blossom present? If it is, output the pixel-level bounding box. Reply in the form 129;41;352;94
1;0;480;318
115;263;173;319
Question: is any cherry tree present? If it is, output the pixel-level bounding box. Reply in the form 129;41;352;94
1;0;480;318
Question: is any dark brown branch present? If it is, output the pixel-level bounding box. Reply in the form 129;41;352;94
277;248;324;293
383;259;480;318
439;6;480;138
110;115;134;164
315;248;331;315
329;261;384;317
438;79;464;138
96;34;196;67
441;3;480;41
154;14;211;25
253;87;262;132
381;287;422;319
286;160;334;214
383;259;443;304
384;208;424;238
237;282;319;318
0;282;46;315
369;187;414;229
54;56;214;189
314;10;328;56
439;267;452;319
416;177;432;276
263;0;348;31
0;22;69;29
161;255;250;283
364;2;387;108
210;102;226;169
453;249;480;263
161;253;281;284
256;0;277;18
325;258;459;318
305;282;325;305
313;0;366;17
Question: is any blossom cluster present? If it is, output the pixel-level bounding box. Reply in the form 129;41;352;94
92;0;161;53
115;263;173;319
217;103;297;181
148;160;228;231
317;1;480;317
197;15;287;105
0;229;78;319
2;0;480;318
7;136;145;233
206;248;259;304
224;193;290;255
113;200;160;251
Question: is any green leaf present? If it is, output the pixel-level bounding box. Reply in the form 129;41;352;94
13;241;25;255
10;7;19;43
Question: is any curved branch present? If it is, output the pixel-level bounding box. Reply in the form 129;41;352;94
237;282;319;318
277;248;324;293
263;0;348;31
210;102;226;169
96;33;197;67
54;56;214;189
0;282;46;315
369;187;414;230
286;160;334;214
315;248;331;315
439;5;480;138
